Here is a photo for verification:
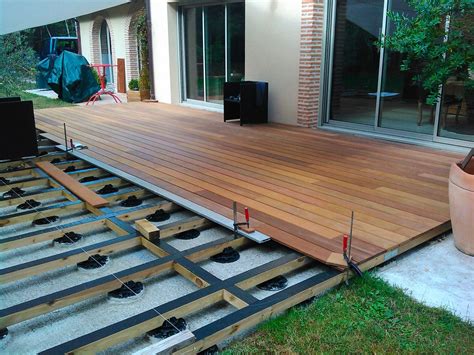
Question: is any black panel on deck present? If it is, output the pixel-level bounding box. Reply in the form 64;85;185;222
0;100;38;160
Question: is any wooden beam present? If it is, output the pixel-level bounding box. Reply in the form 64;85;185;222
0;167;35;178
0;160;32;172
131;330;195;355
159;216;213;239
0;178;49;193
236;255;311;290
136;216;212;242
135;219;160;240
105;218;131;237
140;237;168;258
103;188;149;203
0;236;141;283
36;161;109;208
223;289;248;309
173;262;210;288
117;202;178;222
0;259;175;328
185;270;342;354
0;219;107;251
186;237;251;262
41;291;224;354
0;236;240;328
37;253;318;354
0;189;63;208
82;177;128;190
66;168;110;182
0;201;85;227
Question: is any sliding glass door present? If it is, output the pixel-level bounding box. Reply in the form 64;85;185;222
204;6;225;104
181;2;245;106
330;0;384;125
184;7;204;101
378;0;433;135
323;0;473;147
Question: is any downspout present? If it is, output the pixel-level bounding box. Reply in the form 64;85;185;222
74;18;82;55
144;0;156;100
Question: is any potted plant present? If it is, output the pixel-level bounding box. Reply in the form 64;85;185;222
127;79;140;102
136;10;151;101
449;149;474;255
139;65;150;101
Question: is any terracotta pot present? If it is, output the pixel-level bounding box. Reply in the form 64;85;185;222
127;90;141;102
139;89;150;101
448;162;474;255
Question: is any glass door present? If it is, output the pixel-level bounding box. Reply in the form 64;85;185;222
183;7;204;101
204;5;225;104
329;0;385;125
181;3;245;106
377;0;434;135
325;0;474;147
100;20;114;84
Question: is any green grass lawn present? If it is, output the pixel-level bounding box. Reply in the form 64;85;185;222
224;274;473;354
1;89;73;109
16;91;73;109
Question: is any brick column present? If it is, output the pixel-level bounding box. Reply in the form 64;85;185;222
297;0;325;128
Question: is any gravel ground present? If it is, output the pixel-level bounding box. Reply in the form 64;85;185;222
0;228;118;269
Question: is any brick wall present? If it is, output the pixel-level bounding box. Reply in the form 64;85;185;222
125;10;143;85
90;16;117;90
297;0;326;128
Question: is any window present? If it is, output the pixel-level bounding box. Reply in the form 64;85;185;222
100;20;114;84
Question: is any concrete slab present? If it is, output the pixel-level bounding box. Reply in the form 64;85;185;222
377;233;474;322
25;89;58;99
24;89;127;105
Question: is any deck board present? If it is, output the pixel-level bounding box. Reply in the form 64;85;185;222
34;102;460;267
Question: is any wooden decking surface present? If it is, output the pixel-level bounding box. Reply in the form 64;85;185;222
35;102;459;267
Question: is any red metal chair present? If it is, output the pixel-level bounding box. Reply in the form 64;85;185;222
87;64;122;105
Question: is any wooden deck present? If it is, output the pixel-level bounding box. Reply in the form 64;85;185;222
35;102;460;267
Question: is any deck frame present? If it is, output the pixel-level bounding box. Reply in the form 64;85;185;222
0;132;453;354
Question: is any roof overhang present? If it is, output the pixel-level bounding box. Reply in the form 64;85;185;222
0;0;131;35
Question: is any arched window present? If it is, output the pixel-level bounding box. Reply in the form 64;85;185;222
99;20;114;84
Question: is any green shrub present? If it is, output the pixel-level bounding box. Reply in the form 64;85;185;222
0;32;37;95
91;68;106;87
128;79;139;91
379;0;474;105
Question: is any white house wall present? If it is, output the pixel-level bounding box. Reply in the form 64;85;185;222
77;0;303;125
149;0;180;103
245;0;302;125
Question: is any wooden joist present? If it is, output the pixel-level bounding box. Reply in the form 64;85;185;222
37;251;322;354
132;330;195;355
0;189;64;209
135;215;212;242
35;161;109;208
0;178;49;193
117;201;179;222
0;201;85;227
135;219;160;240
0;235;141;283
0;219;103;251
0;235;242;328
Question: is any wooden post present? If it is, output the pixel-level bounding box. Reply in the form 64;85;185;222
117;58;126;93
